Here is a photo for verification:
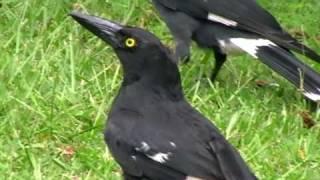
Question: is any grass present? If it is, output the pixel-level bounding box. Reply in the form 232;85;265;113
0;0;319;179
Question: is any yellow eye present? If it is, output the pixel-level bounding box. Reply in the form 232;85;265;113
125;38;136;48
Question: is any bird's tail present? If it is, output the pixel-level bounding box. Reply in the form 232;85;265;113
286;40;320;63
264;32;320;63
231;38;320;102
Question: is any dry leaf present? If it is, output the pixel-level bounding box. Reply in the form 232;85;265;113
289;28;310;40
72;3;83;11
299;111;316;129
255;80;279;87
298;149;306;160
71;176;80;180
61;145;76;158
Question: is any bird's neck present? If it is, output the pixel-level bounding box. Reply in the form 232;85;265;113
117;49;184;106
121;74;184;101
122;55;183;97
111;69;184;112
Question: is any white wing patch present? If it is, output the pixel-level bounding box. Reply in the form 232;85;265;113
218;39;244;55
135;141;151;152
135;141;176;164
229;38;276;58
131;155;137;161
304;90;320;101
148;152;172;163
170;141;176;148
186;176;204;180
208;13;238;27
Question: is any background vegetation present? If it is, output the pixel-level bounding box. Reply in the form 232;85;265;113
1;0;319;179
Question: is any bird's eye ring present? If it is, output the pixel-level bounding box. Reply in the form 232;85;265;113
125;38;136;48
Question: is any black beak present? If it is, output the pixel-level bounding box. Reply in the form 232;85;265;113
70;11;124;47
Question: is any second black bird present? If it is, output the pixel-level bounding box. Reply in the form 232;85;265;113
151;0;320;102
71;12;257;180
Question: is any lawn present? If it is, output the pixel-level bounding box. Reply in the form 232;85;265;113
0;0;319;179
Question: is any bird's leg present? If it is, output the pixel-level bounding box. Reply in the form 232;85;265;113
175;38;191;64
210;51;227;81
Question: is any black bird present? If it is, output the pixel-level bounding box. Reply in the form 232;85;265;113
70;12;257;180
151;0;320;102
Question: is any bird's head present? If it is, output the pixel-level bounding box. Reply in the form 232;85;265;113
70;11;180;86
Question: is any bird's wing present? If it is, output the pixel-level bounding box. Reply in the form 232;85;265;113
182;108;257;180
107;133;186;179
127;126;256;179
154;0;320;61
128;131;225;179
155;0;283;32
106;113;190;179
118;103;257;179
208;134;258;180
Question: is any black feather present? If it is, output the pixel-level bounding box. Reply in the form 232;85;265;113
152;0;320;102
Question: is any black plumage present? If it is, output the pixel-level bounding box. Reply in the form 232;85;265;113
70;12;257;180
151;0;320;102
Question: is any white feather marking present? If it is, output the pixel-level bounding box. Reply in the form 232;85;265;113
229;38;276;58
218;39;244;55
148;152;172;163
170;141;176;148
131;155;137;160
135;142;151;152
185;176;204;180
304;91;320;101
208;13;238;27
